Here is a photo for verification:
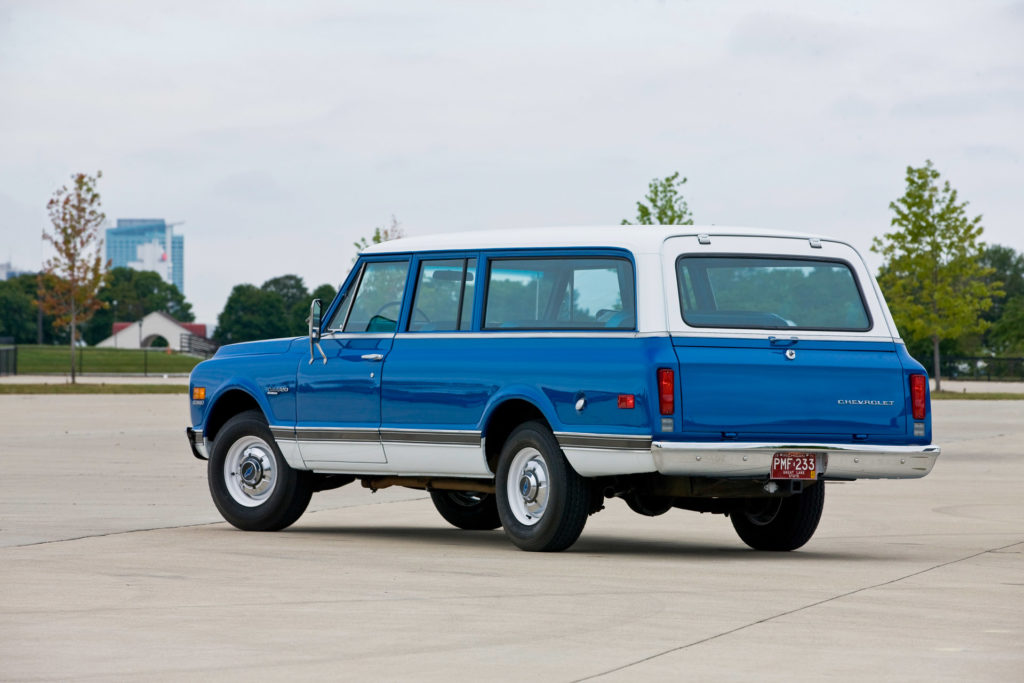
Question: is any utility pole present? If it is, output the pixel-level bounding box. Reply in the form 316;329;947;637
138;316;146;376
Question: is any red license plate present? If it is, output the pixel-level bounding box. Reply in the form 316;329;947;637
771;452;821;480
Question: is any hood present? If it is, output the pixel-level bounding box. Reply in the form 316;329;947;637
213;337;301;358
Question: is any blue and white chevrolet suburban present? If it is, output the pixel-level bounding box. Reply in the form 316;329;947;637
186;226;939;552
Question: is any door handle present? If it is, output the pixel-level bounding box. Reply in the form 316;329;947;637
361;353;384;362
768;336;799;346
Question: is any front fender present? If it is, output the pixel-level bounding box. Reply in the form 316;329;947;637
189;353;301;433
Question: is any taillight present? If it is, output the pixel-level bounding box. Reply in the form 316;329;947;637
657;368;675;415
910;374;927;420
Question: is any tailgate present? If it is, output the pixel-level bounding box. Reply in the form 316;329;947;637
673;337;906;439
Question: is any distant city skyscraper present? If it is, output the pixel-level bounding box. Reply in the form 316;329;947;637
106;219;184;294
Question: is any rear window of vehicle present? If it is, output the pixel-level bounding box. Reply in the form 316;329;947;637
484;257;635;330
676;256;871;331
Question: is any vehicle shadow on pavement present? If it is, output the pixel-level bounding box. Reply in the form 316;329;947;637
569;534;876;560
286;525;508;547
281;524;878;560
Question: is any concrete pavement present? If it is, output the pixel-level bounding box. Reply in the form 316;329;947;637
0;397;1021;681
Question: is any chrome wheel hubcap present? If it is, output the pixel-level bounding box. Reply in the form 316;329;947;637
506;447;549;526
224;436;277;507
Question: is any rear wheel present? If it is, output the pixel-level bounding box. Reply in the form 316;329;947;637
730;483;825;551
495;421;590;552
430;490;501;530
208;410;312;531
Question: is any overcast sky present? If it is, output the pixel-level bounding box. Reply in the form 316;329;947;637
1;0;1022;326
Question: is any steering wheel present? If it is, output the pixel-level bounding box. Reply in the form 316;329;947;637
372;301;431;323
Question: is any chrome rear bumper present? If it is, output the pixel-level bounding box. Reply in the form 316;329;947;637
651;441;940;480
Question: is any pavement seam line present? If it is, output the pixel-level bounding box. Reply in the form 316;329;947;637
1;496;430;549
2;522;218;549
574;539;1024;682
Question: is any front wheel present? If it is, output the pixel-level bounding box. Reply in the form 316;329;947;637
730;482;825;551
430;490;501;530
208;410;312;531
495;421;590;551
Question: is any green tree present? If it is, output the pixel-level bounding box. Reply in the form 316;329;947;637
871;160;1002;390
261;274;308;312
988;296;1024;354
975;245;1024;355
0;278;36;343
311;283;338;306
1;273;57;344
83;267;195;345
622;172;693;225
214;277;342;344
37;171;110;382
214;284;290;345
353;215;404;261
261;274;312;336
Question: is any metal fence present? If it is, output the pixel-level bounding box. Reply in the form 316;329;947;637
938;356;1024;381
0;343;15;376
180;333;219;358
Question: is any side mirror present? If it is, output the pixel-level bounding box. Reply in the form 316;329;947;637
309;299;326;365
309;298;322;342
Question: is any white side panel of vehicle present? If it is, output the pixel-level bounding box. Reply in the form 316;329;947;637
633;252;668;334
275;437;307;470
866;270;902;340
563;447;658;477
382;442;492;477
298;439;387;464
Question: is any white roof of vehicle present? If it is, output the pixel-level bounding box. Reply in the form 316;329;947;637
362;225;838;256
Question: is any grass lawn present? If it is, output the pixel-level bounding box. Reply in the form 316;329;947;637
0;383;187;394
931;391;1024;400
15;345;202;374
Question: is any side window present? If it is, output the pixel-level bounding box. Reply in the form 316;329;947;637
340;260;410;333
484;257;635;330
409;258;477;332
327;275;357;331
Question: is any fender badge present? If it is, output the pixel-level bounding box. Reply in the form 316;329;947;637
266;386;290;396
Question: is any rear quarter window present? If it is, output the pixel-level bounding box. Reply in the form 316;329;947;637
676;256;871;331
484;256;635;330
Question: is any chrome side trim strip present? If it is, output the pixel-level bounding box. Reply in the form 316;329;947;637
292;426;378;442
271;426;481;446
394;332;667;340
269;427;293;441
651;441;941;480
668;331;895;342
319;332;396;340
554;432;653;451
380;429;481;446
